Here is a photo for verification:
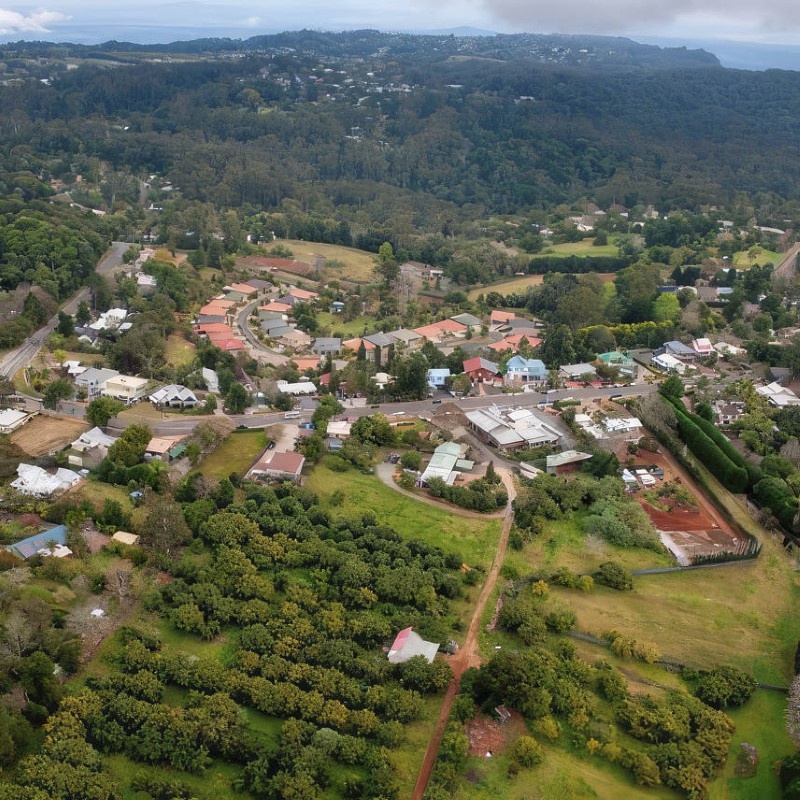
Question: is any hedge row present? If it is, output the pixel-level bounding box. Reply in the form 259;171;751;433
527;255;633;275
667;399;749;493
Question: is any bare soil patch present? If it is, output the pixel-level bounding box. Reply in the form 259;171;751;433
11;414;89;456
465;710;527;756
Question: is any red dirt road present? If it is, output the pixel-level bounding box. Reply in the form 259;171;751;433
410;470;516;800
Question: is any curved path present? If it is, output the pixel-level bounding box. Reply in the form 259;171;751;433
374;462;507;519
410;468;516;800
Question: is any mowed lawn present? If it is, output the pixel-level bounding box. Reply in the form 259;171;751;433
164;333;196;368
315;312;377;338
550;538;800;684
544;238;620;257
197;429;267;479
467;271;615;300
305;463;502;567
733;246;783;268
281;239;378;282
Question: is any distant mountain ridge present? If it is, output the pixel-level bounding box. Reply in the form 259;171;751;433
0;28;720;69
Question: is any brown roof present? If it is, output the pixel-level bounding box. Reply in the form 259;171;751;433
260;451;305;475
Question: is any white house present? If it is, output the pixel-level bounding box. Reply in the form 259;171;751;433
149;384;198;408
427;368;451;390
652;353;689;375
0;408;31;434
101;375;149;404
756;382;800;408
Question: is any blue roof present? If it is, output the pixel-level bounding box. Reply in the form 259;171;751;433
6;525;68;560
505;356;546;372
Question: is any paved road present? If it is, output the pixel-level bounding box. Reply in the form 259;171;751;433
104;383;656;437
235;299;289;366
0;241;130;380
774;242;800;284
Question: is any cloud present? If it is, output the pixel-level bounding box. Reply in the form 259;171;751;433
244;15;261;27
479;0;797;40
0;8;68;34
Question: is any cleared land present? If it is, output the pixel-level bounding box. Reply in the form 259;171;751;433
10;414;89;456
280;239;378;282
164;333;196;368
467;272;615;300
196;428;267;480
305;461;503;565
314;311;377;337
732;246;783;268
543;238;620;257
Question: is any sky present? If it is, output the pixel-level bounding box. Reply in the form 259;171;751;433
2;0;800;47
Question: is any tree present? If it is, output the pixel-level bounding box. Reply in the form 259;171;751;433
139;495;190;555
511;735;544;768
75;301;90;327
660;375;684;400
86;397;124;427
42;379;73;409
108;424;151;467
375;242;398;287
56;311;74;337
694;666;757;709
225;383;249;414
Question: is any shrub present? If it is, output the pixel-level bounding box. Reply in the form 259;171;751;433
595;561;633;591
694;666;758;709
510;735;544;768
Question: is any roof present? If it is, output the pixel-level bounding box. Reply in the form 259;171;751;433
260;301;292;313
11;465;81;497
73;426;117;450
363;332;395;348
414;320;466;339
75;367;120;386
111;531;140;546
546;450;593;469
387;627;439;664
149;384;197;404
6;525;68;560
259;450;305;475
276;381;317;395
427;368;451;379
597;351;632;365
146;435;186;455
105;374;149;389
343;337;376;352
559;363;597;377
505;356;546;373
227;282;258;295
387;328;422;344
288;286;319;301
243;278;272;291
664;340;697;356
313;337;342;350
463;356;499;374
450;312;482;327
0;408;27;427
490;309;515;323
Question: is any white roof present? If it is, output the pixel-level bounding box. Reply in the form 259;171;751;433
276;381;317;395
387;627;440;664
149;384;197;404
73;426;117;450
0;408;27;427
604;417;642;432
756;382;800;407
11;464;81;497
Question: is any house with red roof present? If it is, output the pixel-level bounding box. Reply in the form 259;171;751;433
414;319;468;342
463;356;501;383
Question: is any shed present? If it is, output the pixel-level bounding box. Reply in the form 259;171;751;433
387;627;440;664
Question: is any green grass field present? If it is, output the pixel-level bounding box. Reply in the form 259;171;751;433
544;238;621;257
196;429;267;480
315;312;377;338
305;462;502;567
164;333;197;368
280;239;378;282
732;246;783;268
467;271;616;300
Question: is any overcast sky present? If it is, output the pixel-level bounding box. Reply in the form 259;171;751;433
2;0;800;45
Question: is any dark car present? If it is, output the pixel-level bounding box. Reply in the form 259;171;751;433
432;399;442;404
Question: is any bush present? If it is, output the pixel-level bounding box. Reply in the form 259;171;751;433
510;735;544;768
694;665;758;709
595;561;633;591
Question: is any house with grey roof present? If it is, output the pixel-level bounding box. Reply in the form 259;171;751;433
74;367;120;398
312;337;342;356
450;312;482;330
559;363;598;381
387;328;423;349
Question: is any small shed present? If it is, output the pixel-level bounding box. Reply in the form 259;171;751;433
112;531;140;546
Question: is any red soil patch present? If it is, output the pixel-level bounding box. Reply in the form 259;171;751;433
637;499;718;532
465;710;527;757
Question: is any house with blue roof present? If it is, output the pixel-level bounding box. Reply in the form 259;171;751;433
504;356;547;384
6;525;69;560
427;368;451;390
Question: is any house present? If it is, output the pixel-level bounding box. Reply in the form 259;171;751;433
149;384;198;409
651;353;689;375
490;309;515;327
224;283;259;302
463;356;500;383
136;273;157;293
427;368;451;390
714;401;746;425
111;531;140;546
101;375;149;404
208;335;246;352
62;360;87;377
199;298;235;318
243;278;272;293
596;351;637;380
488;334;542;354
5;525;70;560
715;341;746;358
756;382;800;407
89;308;127;332
497;318;540;336
343;337;376;360
312;337;342;356
504;356;547;384
658;340;698;361
387;627;439;664
194;321;233;337
692;338;715;357
604;417;643;436
11;464;81;497
546;450;593;475
386;328;423;350
145;435;187;461
465;406;560;451
258;301;292;316
279;329;313;348
559;363;598;382
414;319;467;342
75;367;120;398
326;420;352;439
249;450;305;482
363;333;396;363
67;426;117;469
261;320;295;338
418;442;475;486
292;357;321;372
450;312;482;331
0;408;30;434
288;286;319;303
276;380;317;395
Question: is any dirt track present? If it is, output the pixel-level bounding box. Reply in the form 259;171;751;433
410;469;516;800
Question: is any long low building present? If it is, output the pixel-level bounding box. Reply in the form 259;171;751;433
466;405;561;451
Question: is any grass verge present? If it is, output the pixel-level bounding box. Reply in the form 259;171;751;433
197;429;267;480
